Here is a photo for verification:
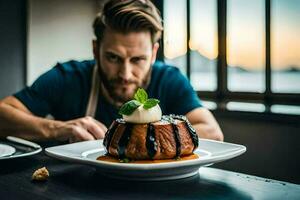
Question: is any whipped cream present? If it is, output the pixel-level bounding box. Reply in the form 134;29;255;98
123;104;162;124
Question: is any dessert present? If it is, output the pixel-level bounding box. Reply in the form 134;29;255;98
102;88;199;161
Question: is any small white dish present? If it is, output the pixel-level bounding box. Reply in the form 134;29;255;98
45;139;246;181
0;138;42;160
0;144;16;157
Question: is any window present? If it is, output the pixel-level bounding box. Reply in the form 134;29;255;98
163;0;187;74
162;0;300;114
227;0;265;92
271;0;300;93
190;0;218;91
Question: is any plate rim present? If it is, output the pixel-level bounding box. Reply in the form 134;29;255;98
45;139;246;170
0;144;42;160
0;144;16;158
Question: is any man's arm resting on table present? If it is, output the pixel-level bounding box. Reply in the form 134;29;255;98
0;96;107;142
186;107;224;141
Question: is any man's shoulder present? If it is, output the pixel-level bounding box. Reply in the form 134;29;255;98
152;60;182;79
149;60;188;95
55;59;95;74
153;60;180;72
149;61;201;114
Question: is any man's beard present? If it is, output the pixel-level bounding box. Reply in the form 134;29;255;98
98;65;152;107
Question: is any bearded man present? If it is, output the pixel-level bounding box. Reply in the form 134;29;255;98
0;0;223;143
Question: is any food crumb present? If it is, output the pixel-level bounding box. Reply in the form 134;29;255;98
32;167;49;181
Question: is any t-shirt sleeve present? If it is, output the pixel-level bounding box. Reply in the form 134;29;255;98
14;65;64;117
164;67;202;115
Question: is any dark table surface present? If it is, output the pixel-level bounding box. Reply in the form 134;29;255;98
0;151;299;200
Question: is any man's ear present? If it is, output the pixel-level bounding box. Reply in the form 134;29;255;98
151;42;160;65
92;39;99;59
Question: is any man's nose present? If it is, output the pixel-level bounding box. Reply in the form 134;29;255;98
118;61;133;80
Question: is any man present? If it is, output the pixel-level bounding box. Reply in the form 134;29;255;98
0;0;223;143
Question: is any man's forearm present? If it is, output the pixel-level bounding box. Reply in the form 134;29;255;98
193;123;224;141
0;102;61;141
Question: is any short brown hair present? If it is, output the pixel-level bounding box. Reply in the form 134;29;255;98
93;0;163;44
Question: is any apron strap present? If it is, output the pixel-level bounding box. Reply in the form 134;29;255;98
85;64;100;117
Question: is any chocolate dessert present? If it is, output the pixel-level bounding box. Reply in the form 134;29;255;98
102;88;199;161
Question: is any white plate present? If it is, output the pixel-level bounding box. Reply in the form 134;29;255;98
0;143;42;160
45;139;246;181
0;144;16;157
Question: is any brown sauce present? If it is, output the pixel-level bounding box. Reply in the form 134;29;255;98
97;153;199;164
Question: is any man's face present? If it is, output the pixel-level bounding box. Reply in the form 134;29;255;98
93;28;159;106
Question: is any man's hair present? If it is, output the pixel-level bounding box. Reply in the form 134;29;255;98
93;0;163;44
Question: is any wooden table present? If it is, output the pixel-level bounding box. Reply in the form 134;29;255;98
0;152;299;199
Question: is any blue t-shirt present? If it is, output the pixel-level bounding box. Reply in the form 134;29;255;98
14;60;202;127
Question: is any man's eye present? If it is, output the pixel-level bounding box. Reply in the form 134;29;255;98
131;57;145;64
107;55;120;63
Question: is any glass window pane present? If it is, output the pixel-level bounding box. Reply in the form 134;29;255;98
227;0;265;92
227;102;265;112
190;0;218;91
271;0;300;93
271;105;300;115
163;0;187;75
202;100;217;110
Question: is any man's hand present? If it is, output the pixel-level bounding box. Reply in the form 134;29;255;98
0;96;108;143
53;116;108;143
186;107;224;141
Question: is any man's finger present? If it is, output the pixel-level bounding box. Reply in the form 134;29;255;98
83;119;106;139
71;126;95;141
93;118;108;132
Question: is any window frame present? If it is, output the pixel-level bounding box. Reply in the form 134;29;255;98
156;0;300;112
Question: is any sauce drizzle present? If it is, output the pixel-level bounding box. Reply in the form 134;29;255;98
168;115;199;150
184;121;199;150
171;122;181;158
146;123;157;159
117;123;133;159
97;153;199;163
103;121;118;151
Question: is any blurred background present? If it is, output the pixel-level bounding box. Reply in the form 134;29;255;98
0;0;299;183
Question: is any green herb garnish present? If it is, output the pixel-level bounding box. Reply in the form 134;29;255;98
119;88;160;115
134;88;148;104
118;100;141;115
143;98;160;109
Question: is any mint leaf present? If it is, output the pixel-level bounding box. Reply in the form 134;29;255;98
119;100;141;115
119;89;160;115
143;98;160;109
134;88;148;104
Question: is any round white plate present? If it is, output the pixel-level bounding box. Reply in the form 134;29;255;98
45;139;246;181
0;141;42;160
0;144;16;157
